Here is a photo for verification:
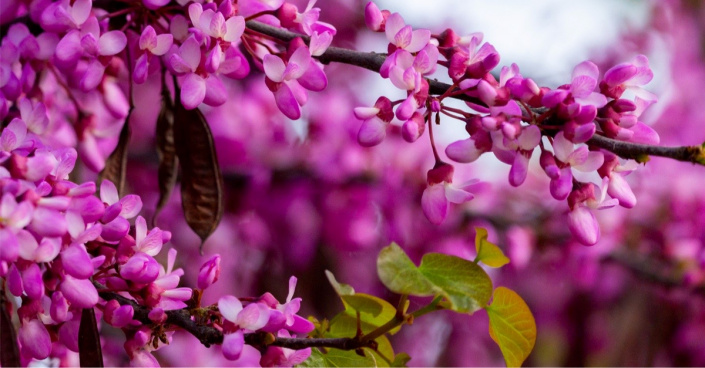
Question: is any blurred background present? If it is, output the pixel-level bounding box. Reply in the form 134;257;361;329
107;0;705;366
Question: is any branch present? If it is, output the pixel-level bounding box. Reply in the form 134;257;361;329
245;20;705;167
603;253;705;297
95;285;375;350
587;135;705;165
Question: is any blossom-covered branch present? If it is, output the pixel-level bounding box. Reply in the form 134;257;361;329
97;286;378;350
245;20;705;167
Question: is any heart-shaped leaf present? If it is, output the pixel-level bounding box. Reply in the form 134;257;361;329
486;287;536;367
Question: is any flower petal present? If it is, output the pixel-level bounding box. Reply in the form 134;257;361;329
218;295;243;322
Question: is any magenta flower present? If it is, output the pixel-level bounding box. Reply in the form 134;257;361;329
364;2;389;32
278;0;336;36
1;118;30;162
354;96;394;147
601;54;656;102
567;178;618;246
421;163;475;225
120;252;160;284
264;46;326;119
188;4;245;42
599;152;638;208
384;13;431;53
133;26;173;84
99;180;142;242
198;254;221;289
60;274;99;308
218;295;270;360
146;248;192;310
169;36;228;109
448;33;499;80
104;299;135;327
547;131;605;200
18;319;52;360
542;60;607;110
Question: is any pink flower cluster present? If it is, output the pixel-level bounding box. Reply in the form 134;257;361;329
357;2;659;245
1;113;312;366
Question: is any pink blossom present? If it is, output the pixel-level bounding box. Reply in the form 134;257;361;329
19;319;52;360
263;45;326;119
384;13;431;53
421;163;475;225
198;254;221;289
354;96;394;147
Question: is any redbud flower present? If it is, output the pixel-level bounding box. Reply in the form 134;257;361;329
18;319;52;360
354;96;394;147
198;254;221;289
384;13;431;53
421;163;475;225
60;274;99;308
567;178;618;245
549;131;605;199
120;252;160;284
542;60;607;109
104;299;135;328
134;26;173;84
448;33;499;80
364;2;388;32
218;295;270;360
601;54;656;102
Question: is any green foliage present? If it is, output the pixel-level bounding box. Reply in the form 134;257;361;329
486;287;537;367
377;243;493;313
299;348;378;367
474;227;510;268
305;233;536;368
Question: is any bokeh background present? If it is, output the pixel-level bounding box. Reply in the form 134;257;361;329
92;0;705;366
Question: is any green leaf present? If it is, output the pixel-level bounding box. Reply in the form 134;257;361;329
486;287;536;367
418;253;493;313
326;270;355;296
298;347;378;367
391;353;411;367
297;348;328;367
376;243;436;296
474;227;510;268
377;243;493;313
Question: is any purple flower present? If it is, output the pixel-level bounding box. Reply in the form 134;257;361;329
384;13;431;53
263;46;323;119
420;163;475;225
198;254;221;289
18;319;52;360
120;252;160;284
354;96;394;147
567;178;618;246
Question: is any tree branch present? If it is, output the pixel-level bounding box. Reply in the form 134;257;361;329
95;285;375;350
603;253;705;297
245;20;705;167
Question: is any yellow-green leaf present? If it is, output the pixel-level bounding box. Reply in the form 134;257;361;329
474;227;510;268
486;287;536;367
326;270;355;296
298;348;378;367
390;353;411;367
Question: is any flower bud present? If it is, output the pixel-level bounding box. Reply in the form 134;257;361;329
198;254;221;289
